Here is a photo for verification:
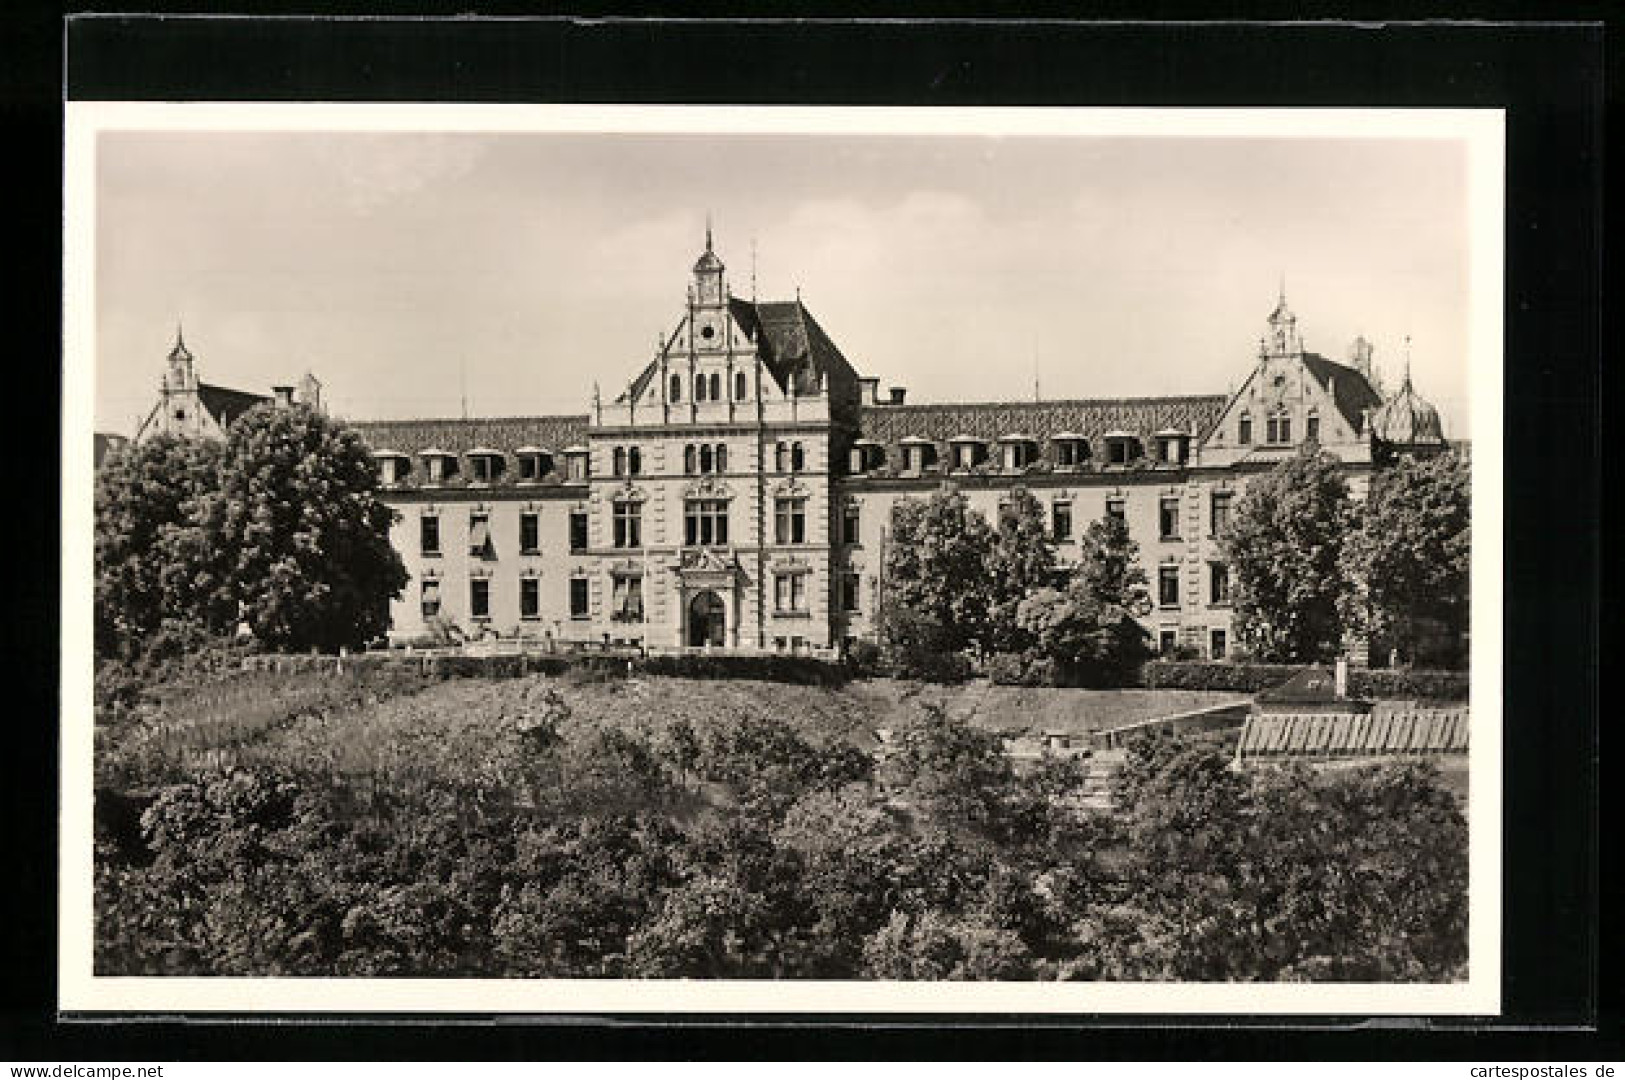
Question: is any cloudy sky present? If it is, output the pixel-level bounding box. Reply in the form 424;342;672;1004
93;126;1475;437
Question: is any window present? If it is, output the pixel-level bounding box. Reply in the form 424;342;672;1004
420;514;441;555
1107;438;1134;465
791;442;805;472
1052;501;1073;542
613;447;626;477
775;497;807;544
420;578;441;618
1280;414;1292;443
1210;628;1228;660
735;371;747;400
1057;440;1088;467
1159;629;1178;654
613;501;642;549
612;575;644;622
1106;497;1126;524
840;571;861;613
518;454;539;481
470;455;500;483
469;512;492;556
685;499;729;546
954;442;978;470
1159;496;1181;540
670;374;682;402
469;578;490;620
520;511;539;554
699;444;714;473
519;577;540;620
565;453;588;481
1238;413;1252;445
685;444;697;474
569;509;588;552
1158;565;1181;608
1211;492;1233;536
774;572;809;613
715;443;728;473
1306;412;1320;442
1267;411;1291;444
841;503;861;546
1210;562;1231;606
709;373;721;401
695;374;707;402
569;577;589;619
775;442;788;472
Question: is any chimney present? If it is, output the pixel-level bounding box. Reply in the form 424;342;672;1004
858;376;880;405
272;385;295;409
1334;657;1349;699
888;386;907;406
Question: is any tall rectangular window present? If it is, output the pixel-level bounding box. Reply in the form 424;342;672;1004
1210;492;1232;536
1159;629;1178;654
420;578;441;618
842;503;861;546
520;511;539;554
1210;628;1228;660
1306;414;1320;441
469;578;490;620
840;571;861;612
612;502;642;549
520;577;540;620
1159;497;1181;540
612;575;644;621
1210;562;1231;606
569;510;588;552
519;454;539;481
469;512;492;556
569;577;589;619
685;499;729;546
1158;565;1181;608
1106;496;1126;524
1238;415;1252;445
774;572;809;613
775;497;807;544
1280;415;1292;442
1052;501;1073;542
565;454;588;481
420;514;441;556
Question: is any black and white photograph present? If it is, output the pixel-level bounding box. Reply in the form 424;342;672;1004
62;104;1502;1015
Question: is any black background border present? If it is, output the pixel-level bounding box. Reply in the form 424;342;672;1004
5;8;1610;1062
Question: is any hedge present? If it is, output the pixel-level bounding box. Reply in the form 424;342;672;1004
1141;660;1469;701
242;650;850;688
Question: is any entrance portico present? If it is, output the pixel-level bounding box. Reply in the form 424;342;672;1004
675;548;745;649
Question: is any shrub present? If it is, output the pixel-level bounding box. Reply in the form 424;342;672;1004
1141;660;1469;701
845;640;885;677
985;652;1028;686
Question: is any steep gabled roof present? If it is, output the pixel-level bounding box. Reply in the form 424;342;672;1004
348;415;589;459
1300;353;1385;432
197;383;271;429
730;298;855;394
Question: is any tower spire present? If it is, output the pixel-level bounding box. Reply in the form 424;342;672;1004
705;212;713;254
1402;335;1413;390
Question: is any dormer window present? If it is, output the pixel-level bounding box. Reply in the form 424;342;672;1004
418;448;456;485
1053;435;1090;468
848;439;881;475
373;451;409;486
1154;429;1191;465
998;434;1038;471
899;436;934;474
949;435;984;471
562;446;589;481
1103;431;1140;466
467;448;504;485
515;446;552;483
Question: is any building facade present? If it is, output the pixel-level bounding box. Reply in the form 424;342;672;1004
138;232;1449;657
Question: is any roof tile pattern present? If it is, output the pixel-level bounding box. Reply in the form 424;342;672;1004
350;415;590;489
1300;353;1385;432
855;395;1226;474
197;383;271;429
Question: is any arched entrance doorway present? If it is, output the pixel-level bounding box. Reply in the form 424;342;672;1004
688;590;726;648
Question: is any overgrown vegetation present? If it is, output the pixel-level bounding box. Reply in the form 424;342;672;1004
95;671;1468;981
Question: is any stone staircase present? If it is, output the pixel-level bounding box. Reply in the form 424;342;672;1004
1077;747;1127;812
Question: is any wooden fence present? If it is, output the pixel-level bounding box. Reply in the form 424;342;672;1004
1235;708;1469;764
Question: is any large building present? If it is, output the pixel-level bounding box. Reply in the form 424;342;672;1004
140;231;1450;657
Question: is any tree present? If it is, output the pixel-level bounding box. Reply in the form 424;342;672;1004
1014;514;1152;685
881;489;996;656
983;488;1055;654
94;434;232;659
1222;446;1354;662
1346;451;1471;668
202;403;408;651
